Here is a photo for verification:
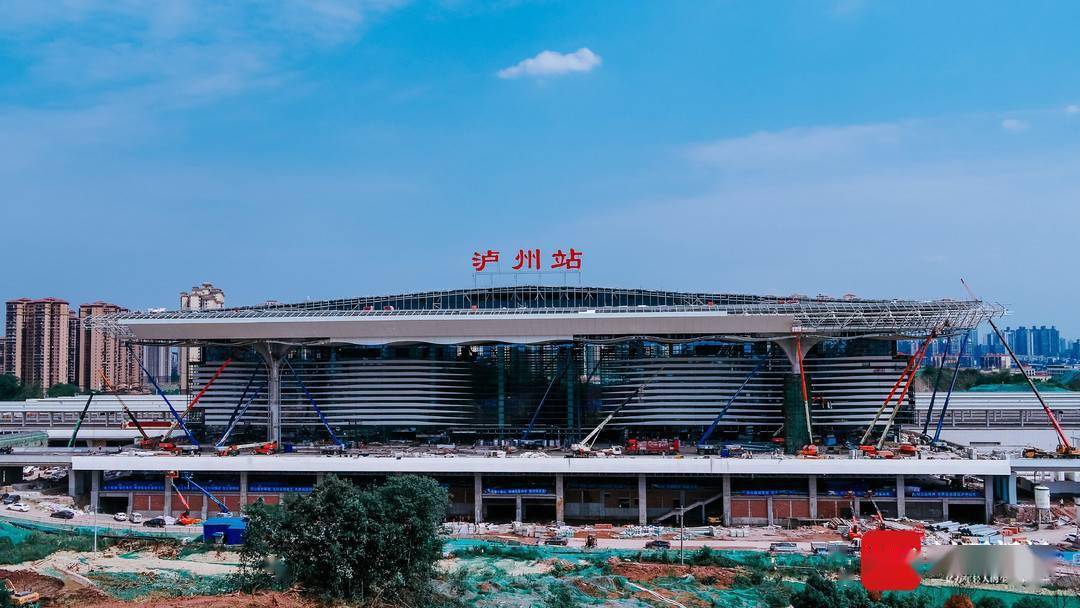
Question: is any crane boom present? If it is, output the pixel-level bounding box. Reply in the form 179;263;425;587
573;367;666;453
162;358;232;441
67;391;95;448
698;359;766;448
960;278;1072;452
99;370;150;441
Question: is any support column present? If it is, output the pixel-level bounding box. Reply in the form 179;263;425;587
164;475;173;517
240;472;249;507
896;475;906;520
1007;472;1018;506
637;475;647;525
255;342;294;446
497;347;505;442
90;470;101;514
984;476;994;524
808;475;818;520
555;474;565;526
473;473;483;524
315;473;325;485
566;347;575;441
127;492;134;516
722;475;732;526
942;499;949;521
163;477;171;516
202;495;209;519
68;467;77;498
515;495;523;523
767;495;774;526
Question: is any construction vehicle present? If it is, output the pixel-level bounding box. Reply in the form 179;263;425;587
797;444;820;458
625;438;680;455
168;471;231;515
217;441;278;457
2;578;40;606
570;380;655;457
696;359;767;454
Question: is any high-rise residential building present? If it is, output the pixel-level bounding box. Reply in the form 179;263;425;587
179;283;225;391
78;301;141;393
142;345;172;386
1010;326;1032;357
4;298;74;395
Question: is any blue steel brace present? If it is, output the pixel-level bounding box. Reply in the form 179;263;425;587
522;346;572;441
932;333;969;444
283;359;345;447
216;383;267;448
921;336;951;435
180;474;231;514
222;364;262;441
128;344;199;446
698;359;767;447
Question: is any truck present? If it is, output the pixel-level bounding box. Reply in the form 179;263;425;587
625;438;680;455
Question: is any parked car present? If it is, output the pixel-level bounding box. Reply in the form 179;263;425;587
129;512;143;524
7;503;29;512
113;512;128;522
645;540;671;550
2;494;20;505
50;510;76;519
769;542;799;553
143;517;167;528
0;493;8;503
543;537;568;546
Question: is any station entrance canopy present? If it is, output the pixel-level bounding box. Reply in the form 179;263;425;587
86;286;1002;347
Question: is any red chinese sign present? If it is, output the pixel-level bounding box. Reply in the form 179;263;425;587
471;248;583;272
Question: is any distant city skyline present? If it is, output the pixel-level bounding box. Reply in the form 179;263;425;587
2;3;1080;332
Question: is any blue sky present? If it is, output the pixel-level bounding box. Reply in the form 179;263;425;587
2;1;1080;334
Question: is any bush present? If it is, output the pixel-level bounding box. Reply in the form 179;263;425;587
543;582;577;608
0;530;112;564
1011;598;1052;608
235;474;448;604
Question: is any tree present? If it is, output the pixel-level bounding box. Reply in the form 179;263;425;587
0;375;32;401
0;580;11;608
942;595;974;608
792;572;843;608
46;383;78;398
974;596;1006;608
236;474;448;604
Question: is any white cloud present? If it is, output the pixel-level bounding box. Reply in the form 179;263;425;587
1067;104;1080;115
686;123;905;173
1001;118;1028;132
497;47;601;79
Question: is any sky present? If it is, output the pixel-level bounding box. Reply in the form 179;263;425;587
2;1;1080;334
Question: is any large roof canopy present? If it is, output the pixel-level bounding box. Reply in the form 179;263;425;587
86;286;1003;346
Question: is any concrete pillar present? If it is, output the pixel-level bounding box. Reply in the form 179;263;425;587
767;495;775;526
637;475;648;525
722;475;732;526
808;475;818;520
68;467;77;498
984;476;994;524
473;473;483;524
202;494;209;519
515;495;523;523
127;491;134;516
555;474;565;525
0;467;22;485
240;472;249;507
896;475;906;520
1008;472;1018;506
164;476;173;517
255;342;293;445
315;472;325;485
90;470;101;514
942;499;949;521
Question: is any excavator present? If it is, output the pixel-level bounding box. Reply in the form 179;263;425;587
2;578;40;607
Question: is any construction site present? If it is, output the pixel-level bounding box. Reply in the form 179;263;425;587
3;286;1080;605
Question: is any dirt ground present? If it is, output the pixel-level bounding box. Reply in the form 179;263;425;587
605;557;738;586
68;592;315;608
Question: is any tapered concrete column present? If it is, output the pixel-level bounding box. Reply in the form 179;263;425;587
90;470;101;514
240;472;249;507
555;474;565;525
1007;472;1018;506
984;476;994;523
164;475;173;517
515;496;523;523
637;475;647;525
255;342;295;446
473;473;483;524
808;475;818;520
896;475;906;520
722;475;732;526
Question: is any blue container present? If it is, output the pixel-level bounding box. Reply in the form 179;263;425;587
203;517;247;545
